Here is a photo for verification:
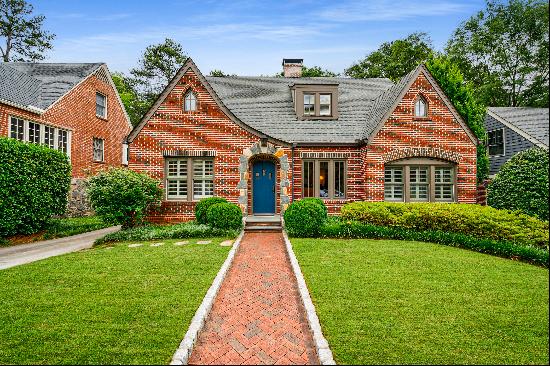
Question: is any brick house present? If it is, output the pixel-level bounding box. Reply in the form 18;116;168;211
0;62;132;214
127;58;478;222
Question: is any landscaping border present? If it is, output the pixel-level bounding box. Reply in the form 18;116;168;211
170;230;245;365
283;229;336;365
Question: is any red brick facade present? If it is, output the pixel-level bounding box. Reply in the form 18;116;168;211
0;66;131;178
128;63;477;222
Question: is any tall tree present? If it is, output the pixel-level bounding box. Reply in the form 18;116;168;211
129;38;188;103
0;0;54;61
301;66;339;77
345;32;434;81
446;0;549;107
111;73;150;127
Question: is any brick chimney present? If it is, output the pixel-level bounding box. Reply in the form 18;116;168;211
282;58;303;78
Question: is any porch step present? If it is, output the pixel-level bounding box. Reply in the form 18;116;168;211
244;225;282;232
244;215;282;232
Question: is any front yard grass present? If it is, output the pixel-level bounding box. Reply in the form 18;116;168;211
0;237;232;364
292;238;549;365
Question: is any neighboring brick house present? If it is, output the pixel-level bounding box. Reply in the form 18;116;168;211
127;58;478;222
484;107;549;176
0;62;132;215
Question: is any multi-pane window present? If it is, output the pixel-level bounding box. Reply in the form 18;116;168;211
8;116;70;155
93;138;104;162
384;167;404;201
96;92;107;118
303;94;315;116
415;96;427;117
319;94;331;116
488;129;504;156
302;160;346;199
384;162;456;202
184;91;197;111
166;158;214;201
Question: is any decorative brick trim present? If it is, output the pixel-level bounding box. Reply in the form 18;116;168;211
300;152;352;159
382;147;462;164
162;150;217;158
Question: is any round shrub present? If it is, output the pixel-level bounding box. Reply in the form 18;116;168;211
284;199;328;237
195;197;228;224
300;197;328;217
0;137;71;237
206;202;243;230
86;168;162;229
488;148;549;220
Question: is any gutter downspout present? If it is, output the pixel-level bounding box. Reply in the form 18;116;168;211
291;143;297;202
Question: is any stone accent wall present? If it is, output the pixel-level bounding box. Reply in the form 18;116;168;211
66;178;93;217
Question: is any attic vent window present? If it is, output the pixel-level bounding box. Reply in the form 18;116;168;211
414;96;427;117
184;90;197;111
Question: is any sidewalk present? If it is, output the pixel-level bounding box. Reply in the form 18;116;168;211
0;226;120;270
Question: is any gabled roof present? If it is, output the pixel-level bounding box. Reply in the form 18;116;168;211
0;62;102;110
487;107;549;148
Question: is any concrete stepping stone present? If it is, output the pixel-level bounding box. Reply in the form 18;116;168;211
128;243;143;248
196;240;212;245
174;241;189;246
150;242;164;247
219;240;233;247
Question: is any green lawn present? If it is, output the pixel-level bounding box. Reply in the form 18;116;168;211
0;238;232;364
292;238;549;365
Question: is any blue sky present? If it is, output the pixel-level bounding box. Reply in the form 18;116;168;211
33;0;485;76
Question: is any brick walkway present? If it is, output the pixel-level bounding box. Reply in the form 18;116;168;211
188;232;318;365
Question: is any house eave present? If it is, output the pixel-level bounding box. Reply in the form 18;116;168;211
0;98;45;115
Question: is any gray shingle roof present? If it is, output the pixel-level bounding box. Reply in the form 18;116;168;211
0;62;102;110
206;76;393;143
488;107;549;147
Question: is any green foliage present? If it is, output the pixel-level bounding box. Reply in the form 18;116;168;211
345;32;434;81
446;0;549;107
209;69;237;77
111;72;150;126
426;56;489;182
206;202;243;230
301;66;339;77
194;197;228;224
488;148;549;220
95;221;239;245
42;216;110;240
318;217;548;267
0;137;71;237
0;0;55;61
341;202;548;248
86;168;162;229
283;198;328;237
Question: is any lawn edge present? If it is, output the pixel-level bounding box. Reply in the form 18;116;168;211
283;230;336;365
170;230;245;365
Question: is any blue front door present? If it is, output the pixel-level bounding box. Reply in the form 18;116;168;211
252;161;276;214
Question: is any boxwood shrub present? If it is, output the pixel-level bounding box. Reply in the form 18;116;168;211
206;202;243;230
284;198;328;237
0;137;71;237
488;148;549;220
341;202;548;249
195;197;228;224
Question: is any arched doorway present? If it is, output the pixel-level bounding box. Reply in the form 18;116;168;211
252;160;276;214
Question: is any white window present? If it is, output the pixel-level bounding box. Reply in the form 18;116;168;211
303;94;315;116
122;143;129;165
44;125;55;149
58;130;69;155
184;90;197;111
10;117;24;141
28;121;40;144
434;167;455;202
96;92;107;118
384;167;404;201
165;158;214;201
93;138;104;162
319;94;331;116
414;96;427;117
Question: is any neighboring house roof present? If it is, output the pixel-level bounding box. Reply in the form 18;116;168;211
0;62;102;110
486;107;549;148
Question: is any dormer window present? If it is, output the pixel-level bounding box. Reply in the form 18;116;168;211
320;94;331;116
184;90;197;111
304;94;315;116
414;96;427;117
291;84;339;120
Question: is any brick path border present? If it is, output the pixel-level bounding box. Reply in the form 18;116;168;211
282;230;336;365
170;230;245;365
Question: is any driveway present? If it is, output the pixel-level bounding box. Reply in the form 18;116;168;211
0;226;120;270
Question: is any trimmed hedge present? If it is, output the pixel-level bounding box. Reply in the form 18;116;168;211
284;198;328;237
94;221;239;245
206;202;243;230
488;148;549;220
0;137;71;237
341;202;548;249
195;197;227;224
319;218;548;268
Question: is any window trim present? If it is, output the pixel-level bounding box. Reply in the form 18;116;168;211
414;95;428;118
302;159;347;199
96;92;107;119
183;89;198;112
164;157;215;202
92;137;105;163
487;128;506;157
8;115;71;157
